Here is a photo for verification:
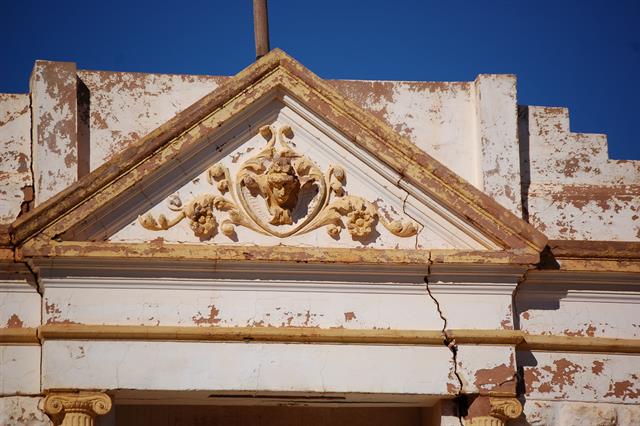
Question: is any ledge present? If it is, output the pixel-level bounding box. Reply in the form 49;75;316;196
0;327;39;344
0;325;626;354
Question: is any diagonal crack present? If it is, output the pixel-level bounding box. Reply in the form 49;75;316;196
424;263;464;426
396;177;425;250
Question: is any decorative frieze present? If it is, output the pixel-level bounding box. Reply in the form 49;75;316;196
139;124;418;240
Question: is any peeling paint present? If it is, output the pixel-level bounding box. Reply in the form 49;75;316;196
6;314;24;328
192;305;221;326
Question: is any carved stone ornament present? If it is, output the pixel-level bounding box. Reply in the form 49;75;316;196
466;397;523;426
42;392;112;426
139;124;418;240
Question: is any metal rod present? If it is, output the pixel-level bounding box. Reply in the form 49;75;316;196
253;0;270;59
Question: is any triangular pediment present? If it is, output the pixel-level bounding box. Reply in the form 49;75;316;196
11;49;547;264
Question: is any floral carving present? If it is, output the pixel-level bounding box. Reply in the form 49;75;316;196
139;124;419;240
185;195;218;239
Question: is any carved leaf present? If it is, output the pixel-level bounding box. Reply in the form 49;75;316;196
382;219;419;237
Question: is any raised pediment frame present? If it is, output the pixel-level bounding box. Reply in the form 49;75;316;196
9;49;547;266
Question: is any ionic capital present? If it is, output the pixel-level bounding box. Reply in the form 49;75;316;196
42;392;112;426
466;396;522;426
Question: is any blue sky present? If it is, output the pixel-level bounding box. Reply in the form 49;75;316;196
2;1;639;159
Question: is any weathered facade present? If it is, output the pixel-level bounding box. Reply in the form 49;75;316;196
1;49;638;425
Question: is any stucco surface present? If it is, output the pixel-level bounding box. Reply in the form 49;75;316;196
0;94;31;224
77;70;227;171
523;106;640;241
30;61;77;205
0;397;51;426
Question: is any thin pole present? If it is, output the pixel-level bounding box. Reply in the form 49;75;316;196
253;0;270;59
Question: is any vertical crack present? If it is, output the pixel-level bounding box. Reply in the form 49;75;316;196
424;265;465;426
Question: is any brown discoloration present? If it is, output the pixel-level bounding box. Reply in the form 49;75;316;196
591;360;604;375
343;312;356;322
500;319;512;330
523;358;591;397
523;367;550;395
31;61;78;201
550;239;640;259
605;379;640;400
45;301;79;324
22;239;545;270
0;93;30;127
19;185;34;216
192;304;221;326
543;358;584;391
6;314;23;328
473;361;517;394
547;185;638;207
547;239;640;272
563;325;597;337
465;395;491;419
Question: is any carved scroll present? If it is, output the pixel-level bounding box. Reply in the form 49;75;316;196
139;124;418;240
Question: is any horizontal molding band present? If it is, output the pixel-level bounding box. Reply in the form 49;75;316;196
37;325;447;345
518;334;640;354
2;325;639;354
0;328;39;344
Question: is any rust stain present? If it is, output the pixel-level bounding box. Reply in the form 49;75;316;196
591;360;604;375
192;304;221;325
474;362;516;394
526;361;579;395
344;311;356;322
604;379;639;400
6;314;24;328
563;325;597;337
542;358;584;390
44;301;79;325
500;318;513;330
524;367;550;394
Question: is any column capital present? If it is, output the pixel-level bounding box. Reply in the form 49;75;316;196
466;396;522;426
42;392;112;425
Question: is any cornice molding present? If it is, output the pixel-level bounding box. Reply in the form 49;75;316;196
20;241;539;270
41;277;429;294
522;270;640;287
